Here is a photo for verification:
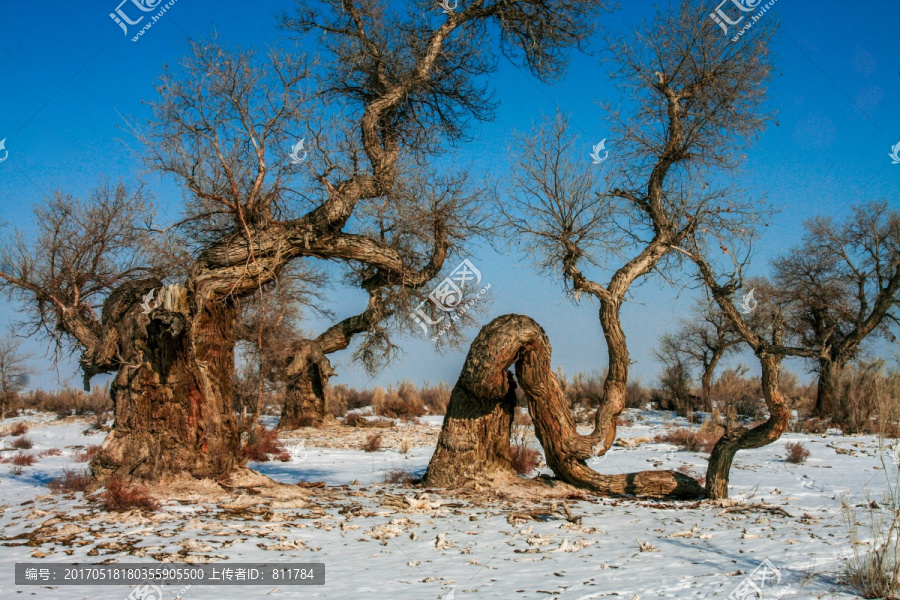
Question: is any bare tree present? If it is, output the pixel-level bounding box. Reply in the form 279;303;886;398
0;330;33;419
0;0;609;484
425;314;704;498
653;298;742;412
484;0;774;493
771;201;900;418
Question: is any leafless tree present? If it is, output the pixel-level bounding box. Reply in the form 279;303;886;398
654;297;742;412
0;0;610;484
458;0;774;495
771;201;900;418
0;329;33;419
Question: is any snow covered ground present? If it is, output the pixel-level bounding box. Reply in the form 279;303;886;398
0;409;895;599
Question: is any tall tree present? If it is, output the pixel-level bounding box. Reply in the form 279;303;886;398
0;0;610;484
498;0;775;477
771;201;900;417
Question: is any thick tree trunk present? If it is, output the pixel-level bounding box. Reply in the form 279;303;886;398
813;356;841;417
90;282;242;484
278;341;334;429
425;315;705;499
705;352;790;499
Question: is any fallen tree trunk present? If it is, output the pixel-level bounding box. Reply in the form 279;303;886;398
425;314;705;499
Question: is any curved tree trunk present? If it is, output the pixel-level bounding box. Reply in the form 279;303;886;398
90;282;242;484
278;341;334;429
425;314;705;499
705;352;790;499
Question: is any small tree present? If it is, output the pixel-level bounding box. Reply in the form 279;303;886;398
0;330;32;419
654;298;742;412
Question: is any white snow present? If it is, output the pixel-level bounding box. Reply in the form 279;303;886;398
0;409;893;599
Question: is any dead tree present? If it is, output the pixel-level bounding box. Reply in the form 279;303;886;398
0;328;33;419
425;314;704;498
500;1;775;463
0;0;609;483
654;298;742;412
771;201;900;418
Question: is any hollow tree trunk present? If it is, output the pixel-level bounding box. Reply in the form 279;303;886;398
705;352;790;499
425;314;705;499
278;341;334;429
90;282;242;484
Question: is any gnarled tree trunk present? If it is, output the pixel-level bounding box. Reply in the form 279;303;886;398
425;314;705;499
278;341;334;429
704;352;790;499
813;355;844;417
90;281;242;484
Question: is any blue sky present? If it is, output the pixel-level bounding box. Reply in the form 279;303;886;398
0;0;898;392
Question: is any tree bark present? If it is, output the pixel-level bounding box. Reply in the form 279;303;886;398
813;356;842;417
277;341;334;429
705;352;790;499
425;315;705;499
89;281;242;484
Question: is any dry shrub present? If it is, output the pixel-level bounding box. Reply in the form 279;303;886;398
510;445;541;475
420;382;451;415
10;436;33;449
828;360;900;435
47;468;92;493
2;453;36;466
38;448;62;457
399;438;411;454
325;384;349;418
626;379;651;410
562;370;605;411
240;425;284;462
10;422;28;436
784;441;810;464
712;366;765;419
373;382;426;419
654;427;720;453
382;469;418;484
675;464;706;486
102;477;159;512
796;417;831;435
19;387;112;418
616;417;634;427
362;433;382;452
74;445;101;463
840;467;900;599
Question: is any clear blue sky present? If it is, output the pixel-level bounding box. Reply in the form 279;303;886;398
0;0;898;392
